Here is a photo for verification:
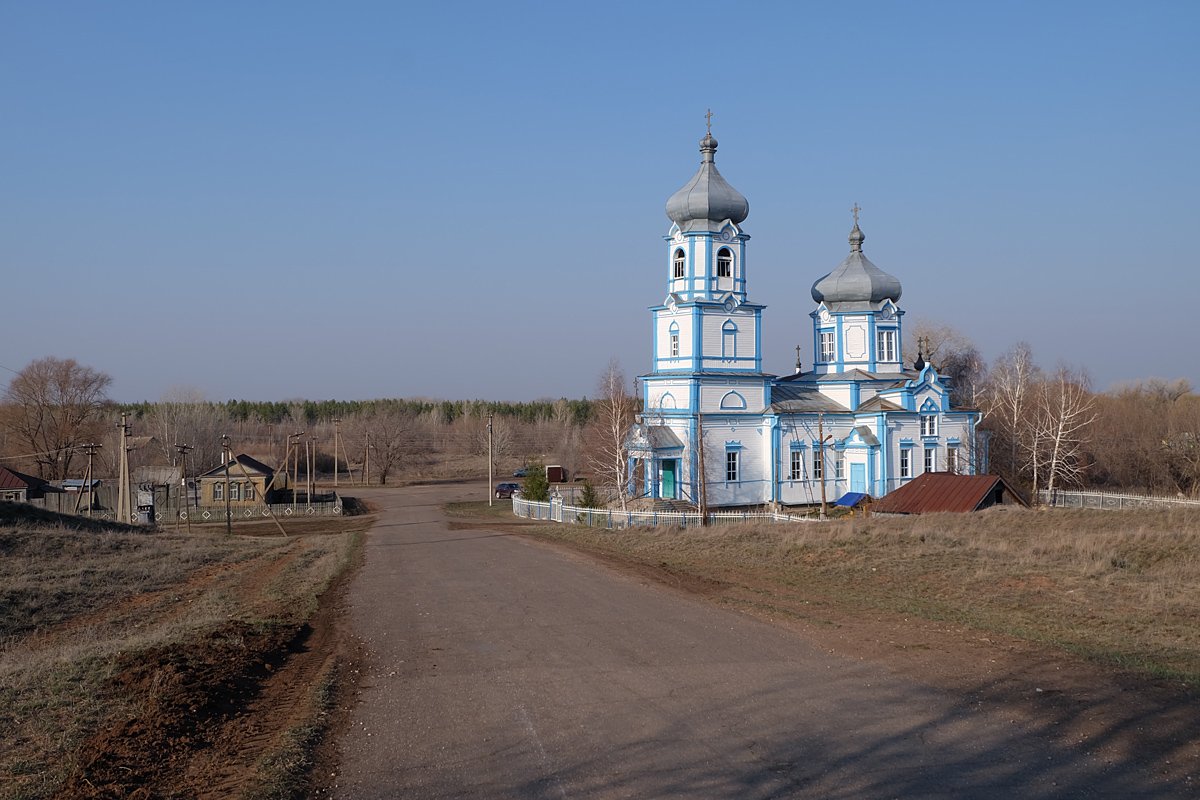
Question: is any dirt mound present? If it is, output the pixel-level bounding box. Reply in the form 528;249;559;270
59;621;307;799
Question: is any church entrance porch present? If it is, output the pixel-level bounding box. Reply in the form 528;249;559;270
661;459;678;500
851;462;867;494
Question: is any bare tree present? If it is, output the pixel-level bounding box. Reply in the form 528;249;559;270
908;320;986;408
2;357;112;479
983;342;1041;487
1037;365;1098;500
364;409;414;485
143;386;230;473
586;359;637;511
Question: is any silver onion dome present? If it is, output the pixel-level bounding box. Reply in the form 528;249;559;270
810;217;902;308
665;132;749;233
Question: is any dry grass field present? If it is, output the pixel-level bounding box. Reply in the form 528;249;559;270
0;506;366;800
495;505;1200;686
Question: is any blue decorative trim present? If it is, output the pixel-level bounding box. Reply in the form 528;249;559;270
725;440;743;450
719;390;747;410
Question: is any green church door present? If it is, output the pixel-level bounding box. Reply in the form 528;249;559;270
851;463;866;494
661;460;677;499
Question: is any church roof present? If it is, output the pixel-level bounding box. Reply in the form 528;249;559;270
665;131;749;233
781;369;914;384
769;384;849;413
855;395;905;412
811;216;902;309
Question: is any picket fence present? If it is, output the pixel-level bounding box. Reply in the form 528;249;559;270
512;496;816;529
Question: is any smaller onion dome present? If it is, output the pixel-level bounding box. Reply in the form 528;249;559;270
665;132;749;233
810;213;902;309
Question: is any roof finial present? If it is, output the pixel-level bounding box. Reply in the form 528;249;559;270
705;108;713;135
848;203;865;252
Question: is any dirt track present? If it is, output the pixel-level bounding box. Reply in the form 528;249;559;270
328;485;1197;798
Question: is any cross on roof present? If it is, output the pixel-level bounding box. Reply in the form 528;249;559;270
705;109;713;135
851;202;861;224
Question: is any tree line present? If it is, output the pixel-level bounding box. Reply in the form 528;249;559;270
2;349;1198;499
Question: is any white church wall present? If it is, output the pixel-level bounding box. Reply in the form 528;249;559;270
839;316;870;364
702;418;769;506
645;380;692;412
817;384;853;410
699;384;765;413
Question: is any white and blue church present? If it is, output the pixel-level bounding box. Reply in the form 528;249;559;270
626;129;984;508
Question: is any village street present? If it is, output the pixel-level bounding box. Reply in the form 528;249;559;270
329;484;1170;799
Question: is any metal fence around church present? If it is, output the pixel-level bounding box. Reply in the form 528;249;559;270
512;496;817;529
1039;489;1200;510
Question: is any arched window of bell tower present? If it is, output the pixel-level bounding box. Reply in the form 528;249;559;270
717;248;733;278
672;248;686;279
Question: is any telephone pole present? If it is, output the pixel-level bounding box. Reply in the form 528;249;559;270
817;412;832;520
174;443;193;534
333;418;341;488
487;413;494;507
221;434;232;535
77;443;102;517
696;412;708;525
116;414;132;523
364;432;371;486
289;432;303;508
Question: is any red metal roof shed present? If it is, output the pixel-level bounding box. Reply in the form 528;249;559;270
872;472;1028;515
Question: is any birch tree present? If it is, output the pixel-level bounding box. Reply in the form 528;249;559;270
587;359;637;511
1037;366;1098;500
983;342;1041;486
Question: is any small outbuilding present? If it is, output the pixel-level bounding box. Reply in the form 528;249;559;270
870;472;1028;515
0;467;60;503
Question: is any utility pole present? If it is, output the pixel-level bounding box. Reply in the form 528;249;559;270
333;418;340;488
696;412;708;525
308;435;317;507
221;434;232;535
77;443;102;517
290;431;303;509
487;413;494;507
116;414;131;524
817;412;833;520
364;432;371;486
175;443;193;534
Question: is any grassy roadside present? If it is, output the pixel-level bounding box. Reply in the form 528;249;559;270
0;510;364;800
458;501;1200;686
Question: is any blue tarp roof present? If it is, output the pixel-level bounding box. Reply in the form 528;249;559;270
835;492;870;507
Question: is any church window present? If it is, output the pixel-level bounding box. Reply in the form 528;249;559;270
947;446;959;474
790;450;803;480
812;449;824;481
921;414;938;437
924;447;936;473
726;450;739;482
717;248;733;278
670;333;679;357
722;320;738;359
819;331;836;362
900;449;912;478
877;329;896;362
673;249;685;279
835;455;845;481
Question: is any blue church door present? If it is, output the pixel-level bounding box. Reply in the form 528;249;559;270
850;463;866;494
662;460;677;499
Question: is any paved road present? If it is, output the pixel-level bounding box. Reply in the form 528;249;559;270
331;484;1174;798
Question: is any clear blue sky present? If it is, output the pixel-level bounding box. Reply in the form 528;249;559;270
2;1;1196;402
